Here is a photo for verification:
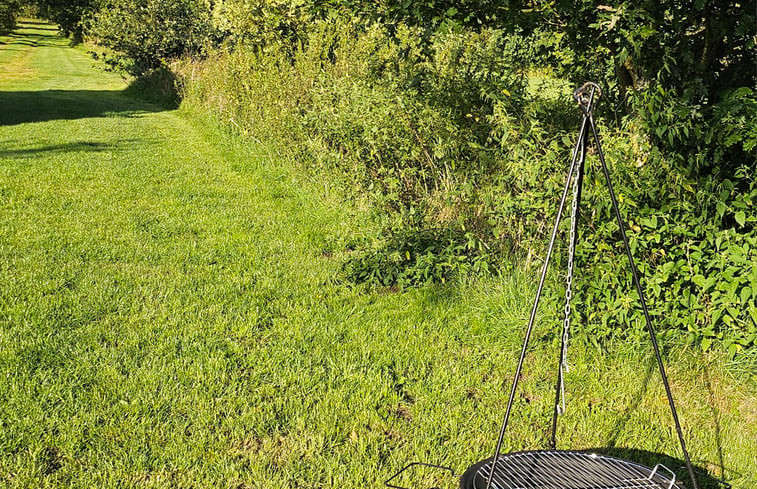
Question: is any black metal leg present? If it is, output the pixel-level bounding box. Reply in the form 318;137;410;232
587;113;700;489
485;111;592;489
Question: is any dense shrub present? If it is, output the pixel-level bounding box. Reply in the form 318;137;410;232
342;227;493;288
559;2;756;99
0;0;20;33
122;66;182;108
569;136;756;357
209;0;313;47
34;0;97;41
88;0;216;75
182;19;527;207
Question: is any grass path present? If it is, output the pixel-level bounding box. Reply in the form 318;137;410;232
1;21;755;489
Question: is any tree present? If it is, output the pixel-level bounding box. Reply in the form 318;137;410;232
34;0;98;41
89;0;215;75
0;0;21;33
557;1;756;102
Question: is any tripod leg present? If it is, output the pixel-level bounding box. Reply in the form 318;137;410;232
587;114;700;489
485;113;591;489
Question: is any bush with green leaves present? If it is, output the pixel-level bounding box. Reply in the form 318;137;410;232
568;141;756;357
342;226;493;288
34;0;96;41
558;1;755;99
182;18;527;206
88;0;216;75
0;0;20;33
209;0;313;47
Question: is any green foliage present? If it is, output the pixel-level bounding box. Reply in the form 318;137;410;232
0;0;20;33
343;226;493;288
34;0;97;41
179;13;756;353
122;66;182;108
210;0;313;47
480;111;756;354
88;0;216;75
571;156;756;357
552;0;757;182
314;0;511;28
555;1;756;98
632;86;757;175
182;18;527;204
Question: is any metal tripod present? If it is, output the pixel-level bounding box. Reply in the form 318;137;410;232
485;82;700;489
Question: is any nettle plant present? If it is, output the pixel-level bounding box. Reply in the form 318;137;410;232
342;226;493;289
569;148;756;356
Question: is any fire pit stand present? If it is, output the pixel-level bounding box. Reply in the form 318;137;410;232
387;83;700;489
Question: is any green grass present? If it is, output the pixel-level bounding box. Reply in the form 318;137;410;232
1;20;755;489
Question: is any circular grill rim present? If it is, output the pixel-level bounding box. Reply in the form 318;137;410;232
459;449;683;489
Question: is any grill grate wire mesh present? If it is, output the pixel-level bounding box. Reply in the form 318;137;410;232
464;451;678;489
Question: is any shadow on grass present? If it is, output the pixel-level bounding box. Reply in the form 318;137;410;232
1;22;61;48
0;139;143;158
3;35;59;48
583;357;731;489
597;357;732;488
0;89;168;126
604;355;657;449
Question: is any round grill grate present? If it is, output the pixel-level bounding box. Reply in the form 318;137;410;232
460;450;681;489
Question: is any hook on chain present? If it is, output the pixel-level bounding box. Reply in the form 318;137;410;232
573;82;602;115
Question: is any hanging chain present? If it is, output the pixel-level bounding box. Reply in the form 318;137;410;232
557;146;582;416
556;83;595;417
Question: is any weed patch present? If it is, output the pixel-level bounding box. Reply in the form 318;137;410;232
343;227;494;289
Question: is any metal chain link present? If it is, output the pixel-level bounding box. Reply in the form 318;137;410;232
558;146;582;415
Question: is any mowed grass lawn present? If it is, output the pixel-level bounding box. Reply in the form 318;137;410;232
1;20;755;489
